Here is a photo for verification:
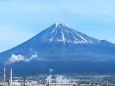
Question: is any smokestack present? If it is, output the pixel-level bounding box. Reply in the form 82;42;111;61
10;69;12;86
3;65;6;82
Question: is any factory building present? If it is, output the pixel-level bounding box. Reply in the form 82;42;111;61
1;80;115;86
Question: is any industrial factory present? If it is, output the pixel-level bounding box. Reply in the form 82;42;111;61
0;66;115;86
0;66;40;86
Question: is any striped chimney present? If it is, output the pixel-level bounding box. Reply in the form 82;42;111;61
3;65;6;82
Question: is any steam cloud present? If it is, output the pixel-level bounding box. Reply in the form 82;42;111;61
25;54;37;62
46;75;70;83
46;75;52;83
55;75;70;83
49;69;54;73
5;54;37;65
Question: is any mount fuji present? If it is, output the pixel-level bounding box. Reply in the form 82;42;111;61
0;23;115;75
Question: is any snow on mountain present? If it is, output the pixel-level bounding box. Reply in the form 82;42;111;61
39;23;98;44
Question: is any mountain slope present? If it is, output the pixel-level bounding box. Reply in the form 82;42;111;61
0;23;115;63
0;23;115;75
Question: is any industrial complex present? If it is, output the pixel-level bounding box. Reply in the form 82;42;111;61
0;66;115;86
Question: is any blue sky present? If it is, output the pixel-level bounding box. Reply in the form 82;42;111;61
0;0;115;52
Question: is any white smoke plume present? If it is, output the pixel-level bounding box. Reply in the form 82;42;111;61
49;69;54;73
5;54;37;65
5;54;24;65
55;75;63;83
46;75;70;83
55;75;70;83
46;75;52;83
25;54;37;62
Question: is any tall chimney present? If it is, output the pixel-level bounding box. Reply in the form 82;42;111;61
10;69;12;86
3;65;6;82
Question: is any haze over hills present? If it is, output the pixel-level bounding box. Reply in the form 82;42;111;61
0;23;115;75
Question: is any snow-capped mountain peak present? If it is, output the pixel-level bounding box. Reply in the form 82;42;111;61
39;23;98;44
0;23;115;64
54;23;71;28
